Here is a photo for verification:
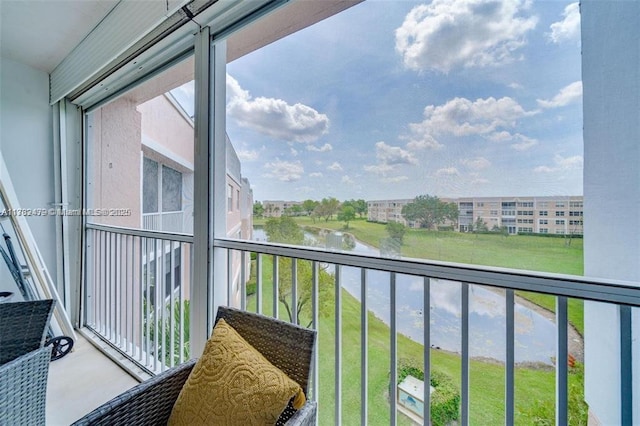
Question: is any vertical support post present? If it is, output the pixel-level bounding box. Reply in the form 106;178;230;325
256;253;262;314
311;260;319;400
506;289;515;425
361;268;368;426
273;255;279;318
461;283;470;426
556;296;568;426
390;272;397;426
620;305;632;425
335;264;342;426
240;251;246;310
292;259;298;325
424;277;431;426
192;26;212;357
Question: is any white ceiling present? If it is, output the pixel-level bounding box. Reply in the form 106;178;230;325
0;0;119;73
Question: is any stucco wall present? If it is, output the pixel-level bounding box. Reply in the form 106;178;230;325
87;97;142;228
582;1;640;424
0;56;57;295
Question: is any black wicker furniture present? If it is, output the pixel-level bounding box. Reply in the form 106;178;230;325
0;299;56;425
0;345;53;425
73;306;317;426
0;299;55;364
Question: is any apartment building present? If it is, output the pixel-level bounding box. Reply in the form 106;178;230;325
368;196;584;235
261;200;303;217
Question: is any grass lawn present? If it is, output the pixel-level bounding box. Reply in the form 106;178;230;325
246;255;581;425
255;217;585;335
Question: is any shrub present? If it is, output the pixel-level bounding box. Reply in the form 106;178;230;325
396;359;460;426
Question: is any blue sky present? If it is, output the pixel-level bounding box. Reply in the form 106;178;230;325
220;0;583;202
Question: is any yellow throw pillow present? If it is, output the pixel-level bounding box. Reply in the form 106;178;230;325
168;318;306;426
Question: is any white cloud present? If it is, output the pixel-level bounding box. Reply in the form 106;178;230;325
435;167;460;177
328;162;343;171
290;147;298;156
236;149;259;161
309;172;323;178
363;163;394;174
408;96;535;146
460;157;491;170
264;160;304;182
227;74;329;143
510;134;538;151
547;2;580;44
395;0;537;73
471;177;489;185
508;82;523;90
341;175;355;184
534;154;583;173
375;141;418;165
405;134;443;151
537;81;582;109
382;176;409;183
307;143;333;152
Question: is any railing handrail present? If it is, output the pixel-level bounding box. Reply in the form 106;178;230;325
142;210;184;216
86;222;194;243
213;237;640;307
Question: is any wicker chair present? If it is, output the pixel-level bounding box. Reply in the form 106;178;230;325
0;299;55;364
0;346;53;425
0;299;55;425
72;306;318;426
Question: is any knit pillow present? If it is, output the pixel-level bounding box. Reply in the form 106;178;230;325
168;319;306;425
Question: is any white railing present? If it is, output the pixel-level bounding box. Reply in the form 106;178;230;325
142;211;186;234
84;223;193;375
82;225;639;424
214;238;639;426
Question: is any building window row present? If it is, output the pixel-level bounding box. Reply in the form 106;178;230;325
539;211;548;216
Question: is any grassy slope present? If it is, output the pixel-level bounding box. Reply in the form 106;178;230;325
247;256;558;425
257;217;585;335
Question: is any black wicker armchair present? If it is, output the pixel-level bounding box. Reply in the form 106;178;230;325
72;307;317;426
0;299;56;425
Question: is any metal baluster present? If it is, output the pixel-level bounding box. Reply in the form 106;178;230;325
461;283;470;426
390;272;397;426
361;268;368;426
506;289;515;425
424;277;431;426
556;296;568;426
335;264;342;426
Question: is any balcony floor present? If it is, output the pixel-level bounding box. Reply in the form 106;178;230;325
46;333;139;425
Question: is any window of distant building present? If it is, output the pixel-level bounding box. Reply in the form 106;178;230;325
556;211;565;216
228;184;233;212
143;157;183;214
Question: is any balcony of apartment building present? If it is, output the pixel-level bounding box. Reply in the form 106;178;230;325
1;1;639;425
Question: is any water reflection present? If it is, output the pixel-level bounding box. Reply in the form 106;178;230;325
253;227;557;364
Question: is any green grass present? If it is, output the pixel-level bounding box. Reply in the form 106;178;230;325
246;256;582;425
255;217;585;334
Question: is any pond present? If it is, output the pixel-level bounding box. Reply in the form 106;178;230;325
252;227;558;365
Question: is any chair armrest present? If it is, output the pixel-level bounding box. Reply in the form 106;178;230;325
0;346;52;425
285;400;317;426
72;359;196;426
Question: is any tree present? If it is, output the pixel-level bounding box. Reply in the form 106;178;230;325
342;199;368;218
401;195;458;229
473;216;488;233
264;216;304;244
354;199;368;218
386;221;406;244
337;205;356;228
302;199;318;216
286;204;304;217
314;197;341;222
253;201;264;218
276;258;334;327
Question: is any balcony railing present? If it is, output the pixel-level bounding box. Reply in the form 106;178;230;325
84;223;193;375
82;225;639;424
142;211;188;234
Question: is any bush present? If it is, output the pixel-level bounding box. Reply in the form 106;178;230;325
396;359;460;426
518;362;588;425
246;280;257;296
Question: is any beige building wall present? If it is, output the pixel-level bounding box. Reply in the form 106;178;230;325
367;196;583;235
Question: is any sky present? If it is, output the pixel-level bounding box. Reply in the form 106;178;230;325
178;0;584;202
